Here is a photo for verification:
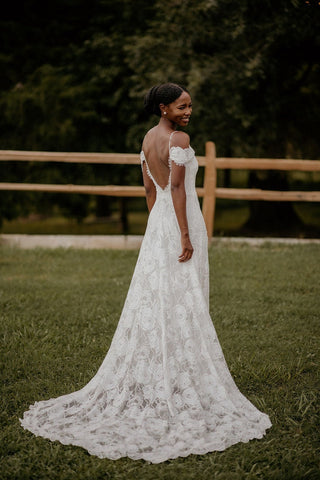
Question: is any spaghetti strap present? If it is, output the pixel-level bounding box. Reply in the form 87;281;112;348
169;131;178;149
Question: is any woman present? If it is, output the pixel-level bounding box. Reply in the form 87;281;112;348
20;83;272;463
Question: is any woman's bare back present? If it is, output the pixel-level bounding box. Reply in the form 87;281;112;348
142;126;171;189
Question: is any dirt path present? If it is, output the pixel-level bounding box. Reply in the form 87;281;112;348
1;234;319;250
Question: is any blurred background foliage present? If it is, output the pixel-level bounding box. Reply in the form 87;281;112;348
0;0;320;235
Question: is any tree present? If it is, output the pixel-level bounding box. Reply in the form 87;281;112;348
126;0;320;233
0;0;153;228
1;0;319;233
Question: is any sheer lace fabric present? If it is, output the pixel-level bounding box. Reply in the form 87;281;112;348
20;144;272;463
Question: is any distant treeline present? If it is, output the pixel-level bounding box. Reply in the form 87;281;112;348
1;0;319;229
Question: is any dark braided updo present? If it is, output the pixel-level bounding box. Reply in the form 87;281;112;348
144;83;189;117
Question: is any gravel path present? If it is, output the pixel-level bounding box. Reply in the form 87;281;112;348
1;234;319;249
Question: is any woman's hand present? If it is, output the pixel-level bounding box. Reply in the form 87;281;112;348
179;233;193;262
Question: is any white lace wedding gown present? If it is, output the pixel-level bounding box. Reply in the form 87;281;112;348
20;137;272;463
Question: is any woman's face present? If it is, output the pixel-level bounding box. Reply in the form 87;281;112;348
162;91;192;127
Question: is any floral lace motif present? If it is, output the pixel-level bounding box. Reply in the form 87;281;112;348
20;146;272;463
169;145;194;165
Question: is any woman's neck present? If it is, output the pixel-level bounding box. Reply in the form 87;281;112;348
158;117;177;132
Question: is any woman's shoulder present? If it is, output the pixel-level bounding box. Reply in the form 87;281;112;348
169;132;193;166
171;131;190;149
144;126;158;139
142;126;157;148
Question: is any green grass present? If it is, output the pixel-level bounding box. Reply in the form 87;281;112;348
0;243;319;480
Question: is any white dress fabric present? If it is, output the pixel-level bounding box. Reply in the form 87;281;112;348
20;136;272;463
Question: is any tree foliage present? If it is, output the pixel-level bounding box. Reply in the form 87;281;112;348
0;0;319;229
126;0;320;157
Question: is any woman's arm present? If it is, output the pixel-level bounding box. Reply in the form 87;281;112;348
142;161;156;212
171;164;193;262
170;132;193;262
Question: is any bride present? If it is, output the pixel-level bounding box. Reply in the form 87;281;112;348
20;82;272;463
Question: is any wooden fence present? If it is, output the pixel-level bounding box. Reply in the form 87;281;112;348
1;142;320;238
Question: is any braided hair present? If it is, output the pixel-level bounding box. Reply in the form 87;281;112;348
144;83;189;117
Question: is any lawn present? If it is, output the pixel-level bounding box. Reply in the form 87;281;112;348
0;243;319;480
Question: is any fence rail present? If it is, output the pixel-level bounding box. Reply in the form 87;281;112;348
1;143;320;238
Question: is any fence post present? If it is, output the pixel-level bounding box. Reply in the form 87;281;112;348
202;141;217;241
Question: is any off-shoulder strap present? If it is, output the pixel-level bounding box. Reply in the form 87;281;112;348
169;147;191;166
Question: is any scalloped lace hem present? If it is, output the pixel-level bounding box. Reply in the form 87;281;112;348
20;415;272;463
